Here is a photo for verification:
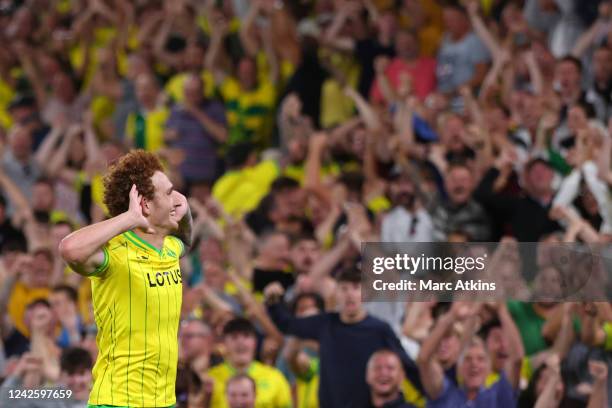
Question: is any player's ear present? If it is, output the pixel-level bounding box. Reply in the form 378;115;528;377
141;196;151;216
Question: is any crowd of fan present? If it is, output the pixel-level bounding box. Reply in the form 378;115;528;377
0;0;612;407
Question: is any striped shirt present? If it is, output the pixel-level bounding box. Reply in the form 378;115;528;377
87;231;185;407
166;101;226;183
219;77;275;146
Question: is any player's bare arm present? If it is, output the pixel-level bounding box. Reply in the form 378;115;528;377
59;184;152;276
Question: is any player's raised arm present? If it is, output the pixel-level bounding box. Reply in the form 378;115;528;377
59;184;151;276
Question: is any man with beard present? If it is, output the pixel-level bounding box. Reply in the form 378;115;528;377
367;350;418;408
289;234;320;276
283;234;330;304
432;163;492;241
381;169;433;243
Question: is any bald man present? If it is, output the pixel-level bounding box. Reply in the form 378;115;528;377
367;350;417;408
226;374;256;408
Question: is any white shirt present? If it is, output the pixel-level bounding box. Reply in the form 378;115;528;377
381;206;433;243
553;161;612;233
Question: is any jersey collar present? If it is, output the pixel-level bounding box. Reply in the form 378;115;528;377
124;230;164;256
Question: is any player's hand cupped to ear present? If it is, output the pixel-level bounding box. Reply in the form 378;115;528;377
128;184;155;234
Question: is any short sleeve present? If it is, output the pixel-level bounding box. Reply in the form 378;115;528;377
89;245;110;278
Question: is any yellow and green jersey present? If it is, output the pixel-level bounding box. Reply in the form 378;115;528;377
125;107;170;152
603;322;612;350
218;77;276;146
0;77;14;130
87;231;185;407
207;361;292;408
295;358;319;408
212;159;280;218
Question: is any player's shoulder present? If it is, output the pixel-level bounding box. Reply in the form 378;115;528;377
100;234;130;259
164;235;185;258
107;233;129;249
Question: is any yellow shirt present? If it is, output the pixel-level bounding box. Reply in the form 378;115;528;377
78;275;94;326
367;195;391;214
283;163;341;186
0;77;14;130
295;358;319;408
402;378;426;408
197;15;241;36
90;95;116;129
207;361;292;408
212;160;280;218
125;107;170;152
87;232;185;407
219;77;276;145
318;51;359;128
91;174;106;211
7;283;50;337
55;0;71;13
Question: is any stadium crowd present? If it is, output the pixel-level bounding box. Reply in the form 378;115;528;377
0;0;612;407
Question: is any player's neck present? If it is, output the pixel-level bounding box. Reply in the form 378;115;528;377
132;228;167;251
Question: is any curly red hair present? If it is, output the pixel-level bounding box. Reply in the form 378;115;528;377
103;150;164;217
